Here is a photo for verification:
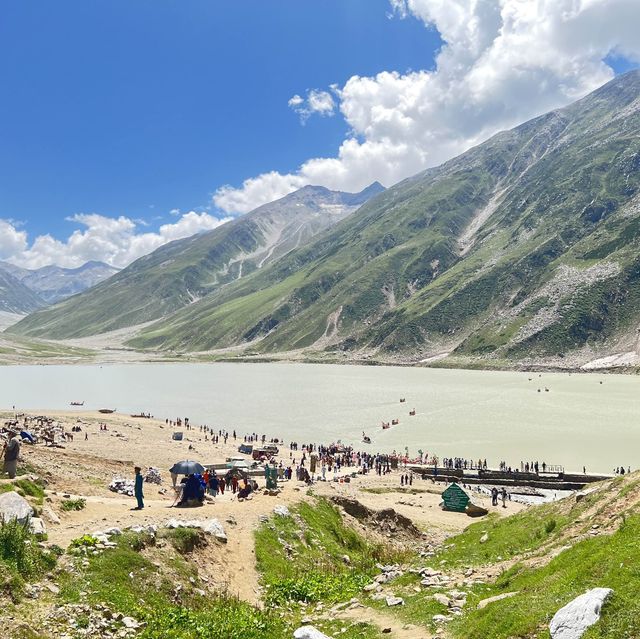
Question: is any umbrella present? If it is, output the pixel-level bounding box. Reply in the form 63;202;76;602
170;460;205;475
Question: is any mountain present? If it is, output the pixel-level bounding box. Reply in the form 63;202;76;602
0;270;46;314
0;260;119;304
9;182;384;339
112;70;639;366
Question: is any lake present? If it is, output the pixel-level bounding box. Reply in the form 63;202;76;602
1;362;637;474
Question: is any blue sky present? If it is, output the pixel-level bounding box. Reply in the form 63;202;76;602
0;0;637;268
0;1;440;238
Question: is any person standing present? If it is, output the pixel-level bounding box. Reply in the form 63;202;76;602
2;429;21;479
134;466;144;510
491;487;498;507
501;487;508;508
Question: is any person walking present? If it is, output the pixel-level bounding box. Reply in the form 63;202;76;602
134;466;144;510
501;487;508;508
2;429;21;479
491;487;498;506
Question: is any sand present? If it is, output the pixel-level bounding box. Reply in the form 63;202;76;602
1;408;522;604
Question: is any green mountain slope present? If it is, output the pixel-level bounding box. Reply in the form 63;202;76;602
9;183;383;339
124;70;640;365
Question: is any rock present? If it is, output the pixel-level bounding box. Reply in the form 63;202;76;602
0;491;34;524
202;519;227;543
30;517;47;536
293;625;333;639
121;617;139;629
274;505;290;517
385;596;404;606
341;554;351;564
549;588;612;639
42;507;61;525
477;592;518;609
363;583;380;592
433;594;451;607
46;583;60;595
479;533;489;544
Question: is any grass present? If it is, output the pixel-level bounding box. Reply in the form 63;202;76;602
57;532;289;639
60;498;86;512
449;515;640;638
0;518;57;600
255;497;408;606
161;528;205;554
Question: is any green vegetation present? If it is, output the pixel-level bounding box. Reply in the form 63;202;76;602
255;498;406;605
161;527;204;554
55;525;385;639
60;497;86;511
450;515;640;638
13;478;45;505
0;519;57;600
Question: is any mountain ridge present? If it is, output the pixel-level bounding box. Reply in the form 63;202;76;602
121;70;640;366
9;182;384;339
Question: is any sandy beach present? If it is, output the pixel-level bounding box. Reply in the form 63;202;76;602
1;407;523;605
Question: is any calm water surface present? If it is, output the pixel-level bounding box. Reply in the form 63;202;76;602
1;363;637;473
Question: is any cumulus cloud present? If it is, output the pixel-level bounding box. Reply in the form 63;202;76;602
289;88;337;123
0;220;28;259
213;0;640;215
0;211;231;270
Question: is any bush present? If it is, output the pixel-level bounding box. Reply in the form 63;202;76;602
69;534;99;549
0;518;57;600
544;518;557;534
163;528;204;554
60;498;86;512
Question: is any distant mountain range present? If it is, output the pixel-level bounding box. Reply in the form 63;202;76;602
9;71;640;368
0;260;118;312
8;182;384;338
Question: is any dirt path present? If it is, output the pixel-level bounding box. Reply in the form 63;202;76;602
333;606;432;639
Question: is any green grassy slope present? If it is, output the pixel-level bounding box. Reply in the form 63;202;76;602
9;184;382;340
129;71;640;361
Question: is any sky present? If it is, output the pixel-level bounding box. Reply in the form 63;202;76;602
0;0;638;270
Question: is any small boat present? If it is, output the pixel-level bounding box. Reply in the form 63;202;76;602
399;398;406;403
98;408;116;414
130;413;151;418
70;401;84;406
391;419;399;425
409;409;416;416
382;422;390;430
362;436;371;444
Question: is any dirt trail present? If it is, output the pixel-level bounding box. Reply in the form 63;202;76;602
333;606;432;639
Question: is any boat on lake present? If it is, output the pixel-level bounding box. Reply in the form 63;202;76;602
98;408;116;414
70;401;84;406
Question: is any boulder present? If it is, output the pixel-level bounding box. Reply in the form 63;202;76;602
477;592;518;609
274;505;290;517
30;517;47;536
385;596;404;606
42;507;61;525
549;588;612;639
202;519;227;543
433;593;451;607
0;491;34;524
293;626;333;639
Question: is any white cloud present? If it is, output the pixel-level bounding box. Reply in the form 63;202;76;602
0;220;28;259
0;211;231;270
288;88;337;123
213;0;640;215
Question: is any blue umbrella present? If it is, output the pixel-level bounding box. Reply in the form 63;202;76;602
170;460;205;475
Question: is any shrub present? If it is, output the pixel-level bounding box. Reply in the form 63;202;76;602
163;528;204;554
60;498;86;512
544;518;557;534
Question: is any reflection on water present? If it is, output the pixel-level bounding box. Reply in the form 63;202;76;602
0;362;637;473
